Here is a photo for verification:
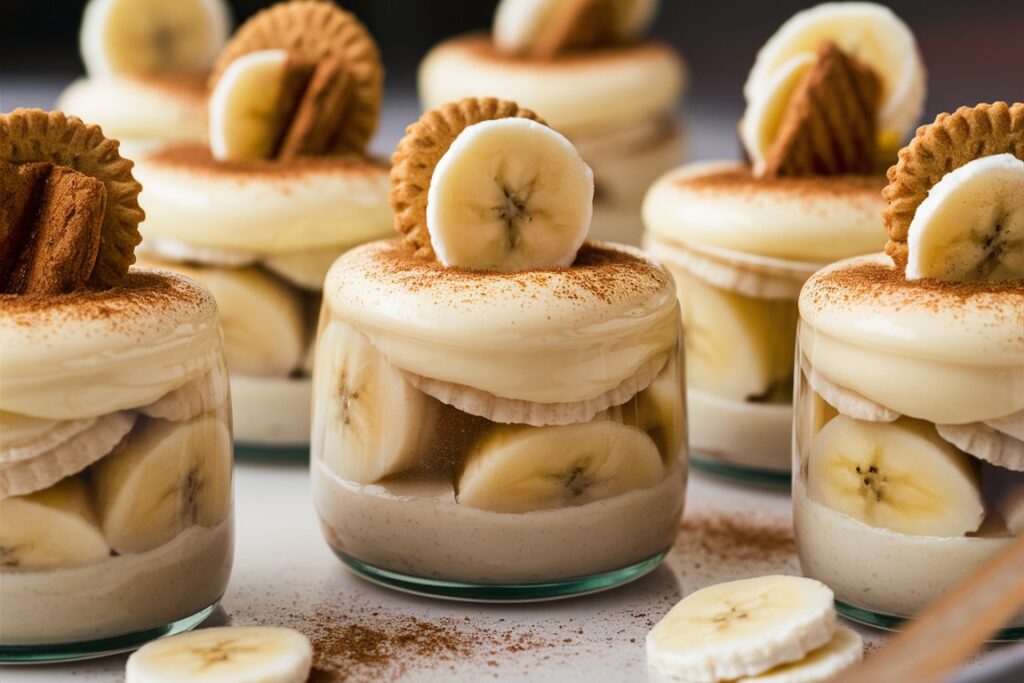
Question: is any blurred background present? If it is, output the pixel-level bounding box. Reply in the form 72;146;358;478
2;0;1021;155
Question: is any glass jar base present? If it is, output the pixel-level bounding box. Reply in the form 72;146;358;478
690;453;790;489
0;603;217;664
235;442;309;461
836;600;1024;642
335;549;670;602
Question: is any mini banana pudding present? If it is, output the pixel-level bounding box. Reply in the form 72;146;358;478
419;0;686;246
794;102;1024;636
57;0;232;157
0;110;233;660
133;1;392;455
642;2;926;484
312;98;686;600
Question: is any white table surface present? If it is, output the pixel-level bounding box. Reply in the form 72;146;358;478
3;82;1023;683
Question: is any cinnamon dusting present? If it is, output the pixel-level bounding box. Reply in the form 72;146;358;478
145;143;388;179
678;166;884;199
448;33;677;70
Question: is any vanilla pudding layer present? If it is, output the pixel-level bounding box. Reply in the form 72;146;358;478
800;256;1024;425
0;270;221;421
794;483;1023;625
643;162;887;262
325;241;680;405
133;144;393;253
419;34;686;136
57;76;207;146
0;521;232;644
688;390;792;472
314;460;683;583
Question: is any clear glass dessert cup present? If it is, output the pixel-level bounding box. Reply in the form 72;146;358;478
0;270;235;662
311;240;687;601
793;255;1024;640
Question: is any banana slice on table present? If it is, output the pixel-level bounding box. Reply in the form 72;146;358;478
905;154;1024;282
808;415;985;537
0;477;111;571
738;626;862;683
936;422;1024;472
140;372;229;422
209;49;292;161
743;2;925;150
316;322;439;484
426;117;593;272
456;421;663;513
1;411;137;499
494;0;659;55
739;53;816;172
799;357;899;423
670;263;797;403
646;575;836;683
92;415;232;554
126;626;312;683
80;0;230;78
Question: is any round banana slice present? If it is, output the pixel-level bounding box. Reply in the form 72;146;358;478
92;414;232;554
80;0;231;78
646;575;836;683
808;415;985;537
456;421;663;513
0;477;111;571
936;422;1024;472
743;2;925;149
126;626;312;683
427;117;593;272
139;372;229;422
739;53;815;172
905;154;1024;282
315;322;439;485
1;411;137;499
799;356;899;423
494;0;659;56
738;626;863;683
208;49;292;161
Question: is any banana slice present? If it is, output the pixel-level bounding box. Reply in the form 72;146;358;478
494;0;659;55
646;575;836;683
0;477;111;571
794;370;839;457
80;0;230;78
936;422;1024;472
140;372;229;422
738;626;863;683
799;357;899;423
905;154;1024;282
92;415;232;553
209;49;292;161
456;421;663;513
669;263;797;403
1;413;97;464
632;351;685;461
405;352;667;427
739;53;816;172
426;117;593;272
316;322;439;484
1;411;137;499
808;415;985;536
126;626;312;683
743;2;925;149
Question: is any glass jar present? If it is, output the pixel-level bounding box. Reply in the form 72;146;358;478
312;240;687;600
643;162;886;485
0;269;235;661
794;255;1024;638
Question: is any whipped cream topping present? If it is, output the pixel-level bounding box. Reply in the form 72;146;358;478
0;270;222;420
134;144;393;253
643;161;886;262
325;240;681;405
800;255;1024;424
419;34;685;137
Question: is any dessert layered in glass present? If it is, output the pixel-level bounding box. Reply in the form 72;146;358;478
312;97;686;600
0;109;233;660
133;1;392;456
419;0;686;246
642;2;925;484
58;0;232;156
794;102;1024;636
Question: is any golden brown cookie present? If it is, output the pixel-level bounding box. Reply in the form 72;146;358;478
390;97;544;259
210;0;382;155
882;102;1024;267
0;109;144;289
762;42;881;178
